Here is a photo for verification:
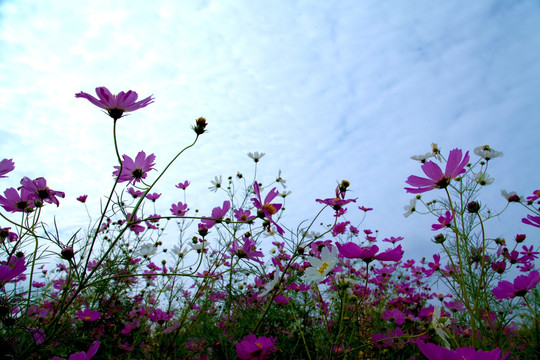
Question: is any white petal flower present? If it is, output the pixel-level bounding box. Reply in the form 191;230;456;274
431;306;451;349
247;151;265;162
208;175;222;192
304;245;338;283
403;198;417;218
474;145;503;160
276;169;287;188
135;243;157;257
474;172;494;186
260;270;280;298
410;152;434;163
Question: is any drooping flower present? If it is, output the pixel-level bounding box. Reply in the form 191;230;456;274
304;245;338;283
474;145;503;160
501;189;521;203
417;340;508;360
236;334;278;360
251;182;284;235
405;148;469;193
492;270;540;300
0;187;35;213
76;86;154;121
19;177;65;206
200;200;230;229
127;187;144;198
0;255;26;283
0;158;15;178
113;151;156;185
76;309;101;322
431;210;454;231
51;341;100;360
170;201;188;217
522;215;540;228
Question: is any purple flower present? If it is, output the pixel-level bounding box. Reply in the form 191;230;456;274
316;197;357;211
170;201;188;216
51;341;100;360
234;208;256;223
229;237;265;264
200;200;230;229
492;270;540;300
522;215;540;228
236;334;277;360
336;243;403;263
113;151;156;185
126;213;145;234
76;195;88;203
251;182;284;235
405;148;469;193
19;177;65;206
76;86;154;121
145;192;161;202
0;255;26;282
431;210;454;231
417;340;508;360
76;309;101;322
175;180;190;190
0;227;18;242
0;159;15;178
127;187;144;198
0;187;35;213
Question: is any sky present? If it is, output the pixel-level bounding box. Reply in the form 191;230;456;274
1;0;540;264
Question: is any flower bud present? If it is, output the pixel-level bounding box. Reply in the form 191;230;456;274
467;201;481;213
61;247;74;260
433;234;446;244
192;117;208;135
515;234;526;243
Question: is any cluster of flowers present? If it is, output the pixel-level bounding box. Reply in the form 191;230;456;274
0;87;538;359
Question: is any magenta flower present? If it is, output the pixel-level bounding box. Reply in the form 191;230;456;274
200;200;231;229
19;177;65;206
0;187;35;213
127;187;144;198
0;227;18;242
336;243;403;263
234;208;256;223
316;197;357;211
112;151;156;185
522;214;540;228
51;341;100;360
149;308;173;324
0;255;26;283
526;189;540;202
145;192;161;202
76;86;154;121
492;270;540;300
229;237;265;264
0;158;15;178
251;182;284;235
520;245;539;262
170;201;188;216
374;245;404;262
431;210;454;231
175;180;190;190
126;213;145;234
417;340;508;360
405;148;469;193
76;308;101;322
76;195;88;203
236;334;278;360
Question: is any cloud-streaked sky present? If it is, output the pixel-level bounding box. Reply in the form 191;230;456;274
1;0;539;260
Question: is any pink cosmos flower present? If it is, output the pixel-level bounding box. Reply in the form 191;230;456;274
0;227;18;242
113;151;156;185
526;189;540;202
145;192;161;202
236;334;278;360
170;201;188;216
76;86;154;121
0;255;26;282
336;243;403;263
126;213;145;234
19;177;65;206
51;341;100;360
200;200;230;229
229;237;265;264
127;187;144;198
431;210;454;231
0;187;35;213
76;308;101;322
76;195;88;203
520;245;539;262
251;182;284;235
405;148;469;193
492;270;540;300
316;197;357;211
175;180;190;190
417;340;508;360
0;158;15;178
234;208;256;223
522;215;540;228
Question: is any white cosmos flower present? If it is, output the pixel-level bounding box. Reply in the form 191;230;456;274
247;151;265;162
403;198;417;218
135;243;157;257
304;245;338;283
209;175;222;192
260;270;280;298
474;145;503;160
473;172;494;186
410;152;434;163
431;306;451;349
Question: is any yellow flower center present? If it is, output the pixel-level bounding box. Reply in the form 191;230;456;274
262;204;277;215
318;262;330;275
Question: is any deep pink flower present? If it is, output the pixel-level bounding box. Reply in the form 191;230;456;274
522;215;540;228
201;200;230;229
431;210;454;231
251;182;284;235
229;237;264;264
0;255;26;282
76;308;101;322
127;187;144;198
0;187;35;213
490;260;507;274
170;201;188;216
234;208;256;223
52;341;100;360
405;148;469;193
374;245;404;262
0;227;18;242
383;236;403;244
316;197;357;211
336;243;403;263
149;308;173;324
76;86;154;121
0;158;15;178
145;192;161;202
126;213;145;234
526;189;540;202
113;151;156;185
175;180;190;190
417;340;508;360
19;177;65;206
520;245;539;262
236;334;277;360
492;270;540;300
76;195;88;203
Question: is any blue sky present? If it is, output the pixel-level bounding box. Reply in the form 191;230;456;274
1;0;539;261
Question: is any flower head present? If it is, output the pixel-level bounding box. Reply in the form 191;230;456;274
501;189;522;203
247;151;265;163
236;334;277;360
492;270;540;299
51;341;100;360
0;254;26;283
76;309;101;322
76;86;153;121
113;151;156;185
304;245;338;283
474;145;503;160
251;182;284;235
522;215;540;228
431;210;454;231
0;159;15;178
19;177;65;207
405;148;469;193
0;187;35;213
175;180;190;190
209;176;222;192
200;200;231;229
76;195;88;203
417;340;507;360
170;201;188;217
